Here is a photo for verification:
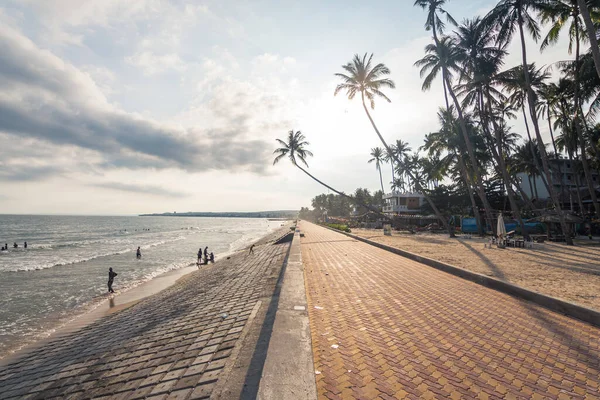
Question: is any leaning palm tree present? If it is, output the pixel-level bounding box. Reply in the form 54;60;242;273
334;53;395;148
274;130;384;216
368;147;386;193
334;54;454;236
486;0;573;244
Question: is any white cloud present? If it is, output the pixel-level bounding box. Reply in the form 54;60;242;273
126;51;187;76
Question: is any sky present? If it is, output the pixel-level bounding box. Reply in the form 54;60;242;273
0;0;573;215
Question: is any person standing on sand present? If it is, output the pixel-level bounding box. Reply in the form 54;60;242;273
249;244;255;255
197;248;202;265
204;246;209;261
210;252;214;263
108;267;118;293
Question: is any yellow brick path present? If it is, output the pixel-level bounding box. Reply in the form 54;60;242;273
300;222;600;400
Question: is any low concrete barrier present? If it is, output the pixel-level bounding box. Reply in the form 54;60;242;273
322;225;600;328
257;231;317;400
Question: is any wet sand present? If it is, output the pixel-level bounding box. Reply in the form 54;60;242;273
351;229;600;311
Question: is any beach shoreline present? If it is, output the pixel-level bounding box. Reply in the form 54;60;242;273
0;221;293;362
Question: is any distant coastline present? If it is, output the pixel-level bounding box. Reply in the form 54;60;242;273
139;211;298;219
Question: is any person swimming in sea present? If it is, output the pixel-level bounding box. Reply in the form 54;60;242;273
24;242;28;249
136;246;142;259
13;242;18;248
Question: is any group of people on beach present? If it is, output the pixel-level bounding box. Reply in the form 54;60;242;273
197;246;214;266
1;241;28;251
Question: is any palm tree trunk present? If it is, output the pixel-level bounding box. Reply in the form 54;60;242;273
294;163;388;219
458;155;483;236
570;150;586;212
547;107;567;205
528;175;534;197
446;80;495;235
360;93;454;237
482;89;529;239
378;167;385;194
533;175;539;199
522;105;550;191
574;18;600;216
517;11;573;245
577;0;600;80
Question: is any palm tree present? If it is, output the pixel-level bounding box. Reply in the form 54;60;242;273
422;108;484;235
393;140;412;191
486;0;574;244
576;0;600;80
538;0;600;216
414;0;457;106
368;147;386;193
273;130;384;216
453;17;529;237
334;53;395;149
334;54;455;236
415;34;496;235
414;36;462;109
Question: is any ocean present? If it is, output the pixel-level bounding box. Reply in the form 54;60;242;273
0;215;283;357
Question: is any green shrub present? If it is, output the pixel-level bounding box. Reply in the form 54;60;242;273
324;223;351;233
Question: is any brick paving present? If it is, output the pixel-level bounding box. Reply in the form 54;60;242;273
300;222;600;399
0;235;290;400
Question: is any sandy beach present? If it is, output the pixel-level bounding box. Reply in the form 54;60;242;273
351;229;600;311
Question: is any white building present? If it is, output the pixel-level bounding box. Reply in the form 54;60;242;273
383;192;426;214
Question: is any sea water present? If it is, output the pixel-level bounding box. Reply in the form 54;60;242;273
0;215;282;356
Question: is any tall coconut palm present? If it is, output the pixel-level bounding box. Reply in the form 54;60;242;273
415;35;496;234
414;0;457;107
486;0;573;244
368;147;386;193
394;140;412;191
414;36;463;109
273;130;385;216
452;17;530;237
334;54;455;236
539;0;600;216
576;0;600;80
422;108;484;235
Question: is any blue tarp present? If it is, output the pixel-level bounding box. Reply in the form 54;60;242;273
461;218;544;234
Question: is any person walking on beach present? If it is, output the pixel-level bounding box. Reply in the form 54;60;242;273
197;248;202;265
108;267;118;293
136;246;142;259
249;244;255;255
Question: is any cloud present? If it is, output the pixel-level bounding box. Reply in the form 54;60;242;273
126;51;187;76
0;164;64;181
0;24;272;174
91;182;188;198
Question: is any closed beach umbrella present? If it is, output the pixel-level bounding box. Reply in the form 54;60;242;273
497;213;507;239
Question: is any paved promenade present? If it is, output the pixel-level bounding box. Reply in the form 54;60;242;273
300;222;600;399
0;233;290;400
